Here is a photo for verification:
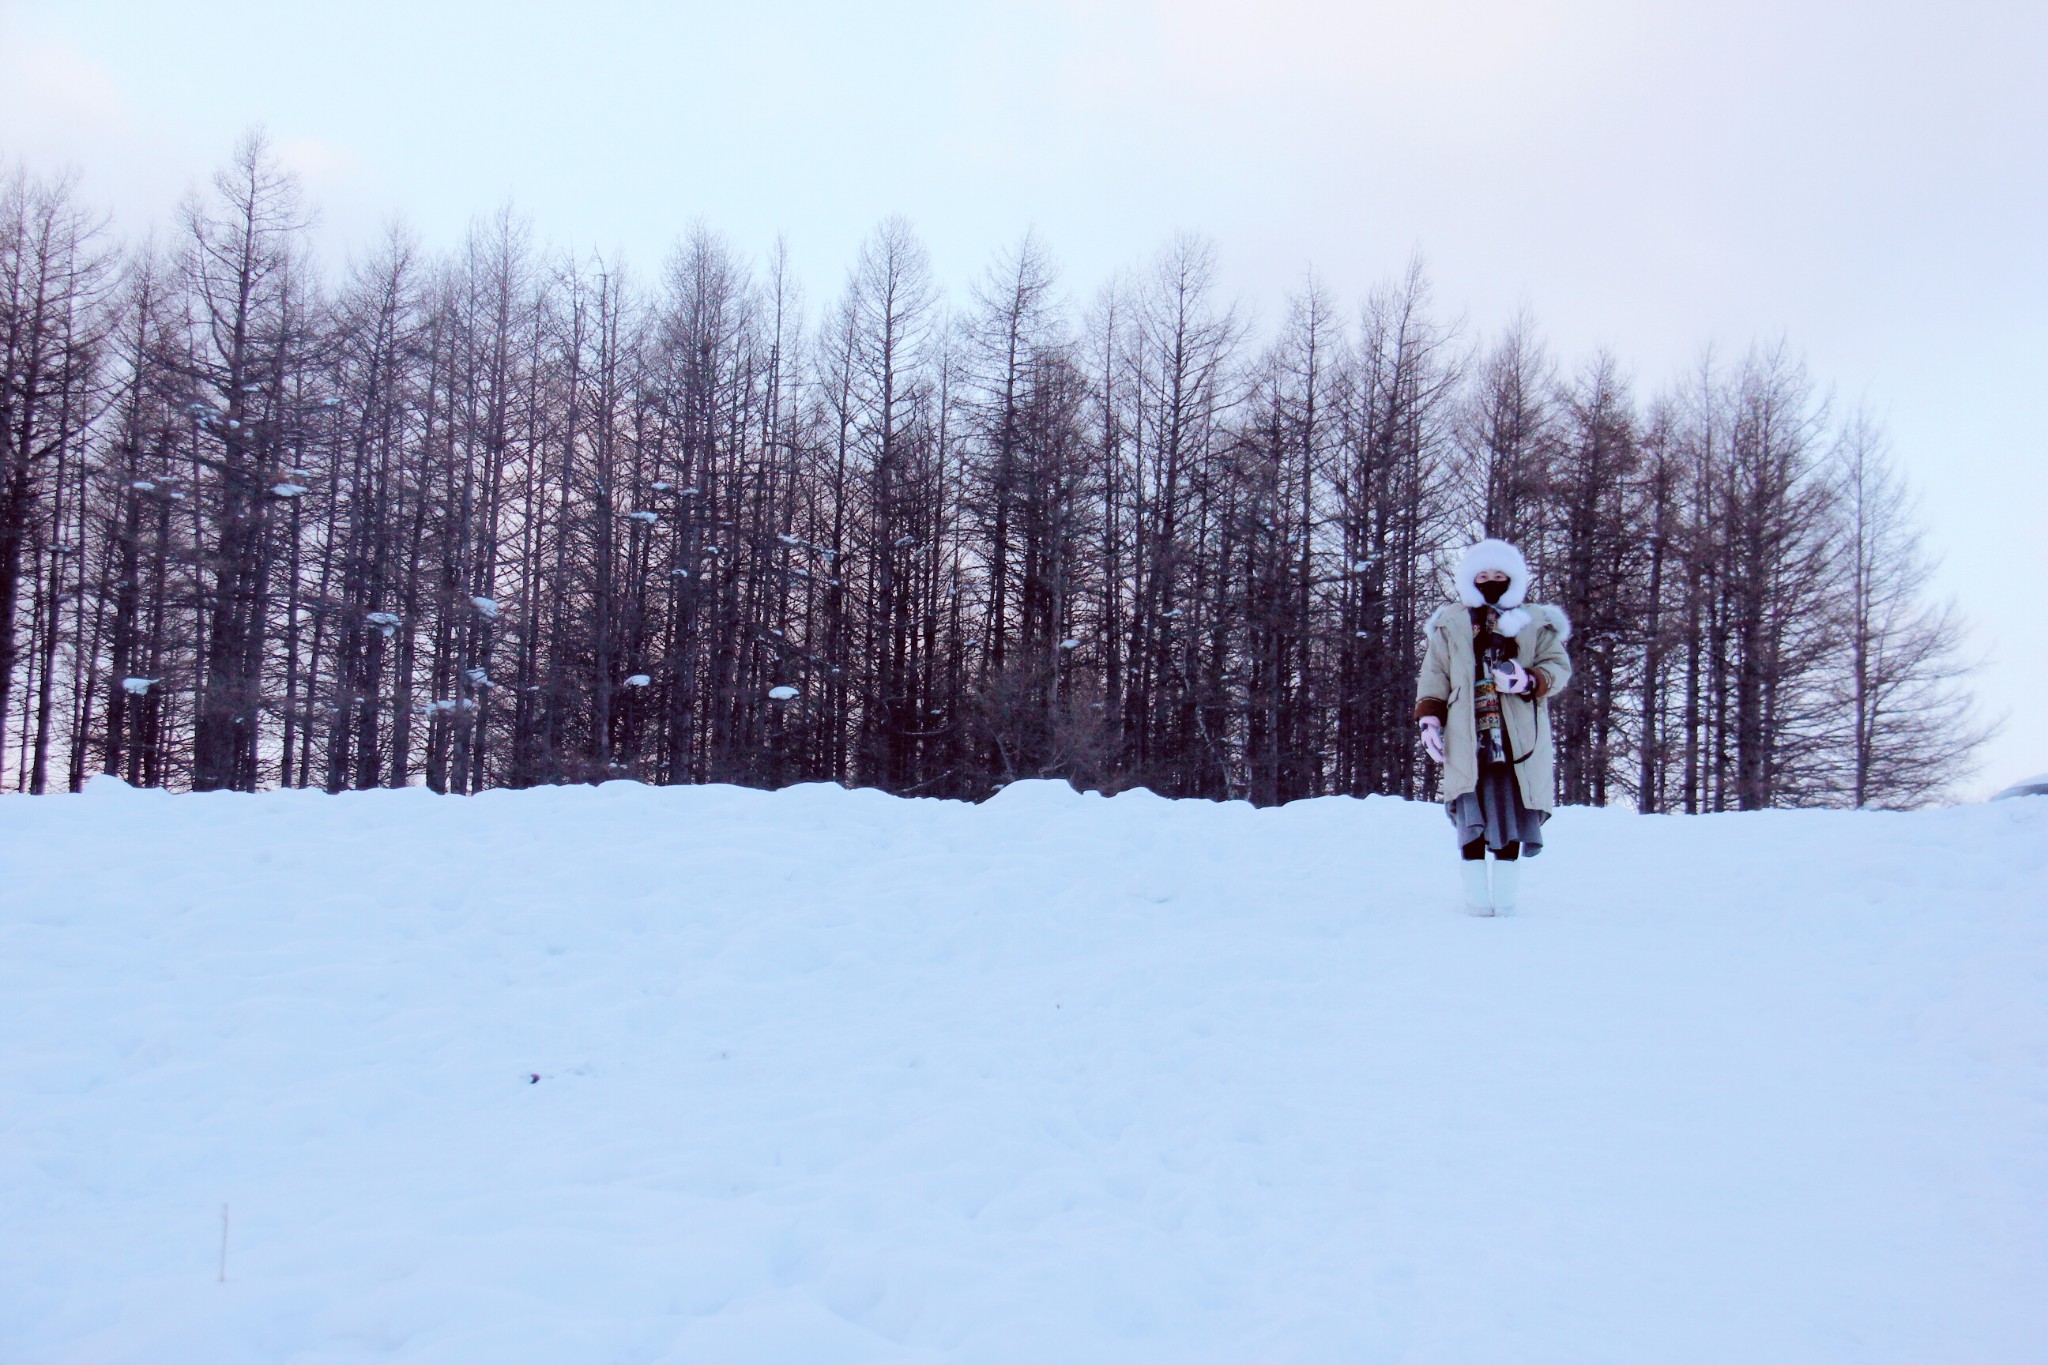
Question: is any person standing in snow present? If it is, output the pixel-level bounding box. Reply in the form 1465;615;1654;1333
1413;538;1573;916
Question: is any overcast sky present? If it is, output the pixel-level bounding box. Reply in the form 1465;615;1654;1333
5;0;2043;795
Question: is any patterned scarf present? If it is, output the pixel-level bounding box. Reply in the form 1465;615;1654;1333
1471;607;1509;766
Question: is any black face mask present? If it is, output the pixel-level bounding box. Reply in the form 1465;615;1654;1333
1476;578;1510;605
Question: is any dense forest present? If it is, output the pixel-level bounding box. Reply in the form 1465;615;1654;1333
0;136;1984;809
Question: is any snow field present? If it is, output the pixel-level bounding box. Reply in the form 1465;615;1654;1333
2;779;2045;1363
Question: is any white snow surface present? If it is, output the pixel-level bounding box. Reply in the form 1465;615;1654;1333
3;780;2044;1364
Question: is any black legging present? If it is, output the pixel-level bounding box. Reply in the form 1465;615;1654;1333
1461;838;1519;862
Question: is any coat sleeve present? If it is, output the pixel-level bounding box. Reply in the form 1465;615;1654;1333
1414;614;1451;723
1526;610;1572;699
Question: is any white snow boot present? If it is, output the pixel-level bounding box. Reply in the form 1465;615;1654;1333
1490;858;1521;916
1460;859;1493;916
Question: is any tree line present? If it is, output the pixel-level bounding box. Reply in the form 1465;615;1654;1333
0;135;1985;809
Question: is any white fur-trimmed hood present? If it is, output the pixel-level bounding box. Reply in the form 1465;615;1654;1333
1427;600;1572;642
1455;538;1531;609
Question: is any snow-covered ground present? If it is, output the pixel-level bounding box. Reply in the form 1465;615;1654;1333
3;779;2043;1364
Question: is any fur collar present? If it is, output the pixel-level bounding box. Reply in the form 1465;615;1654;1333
1428;601;1572;641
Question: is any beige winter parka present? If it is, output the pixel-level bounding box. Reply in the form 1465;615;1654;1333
1414;601;1573;812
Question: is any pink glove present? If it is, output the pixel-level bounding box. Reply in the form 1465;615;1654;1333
1493;660;1532;695
1419;715;1445;765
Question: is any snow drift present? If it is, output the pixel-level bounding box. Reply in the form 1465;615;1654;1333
3;779;2044;1363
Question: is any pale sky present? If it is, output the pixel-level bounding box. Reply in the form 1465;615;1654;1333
4;0;2043;797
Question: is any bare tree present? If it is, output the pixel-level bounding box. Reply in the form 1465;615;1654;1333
1835;412;1991;806
178;131;311;791
1545;351;1640;807
1334;259;1459;800
1455;313;1553;546
0;169;115;790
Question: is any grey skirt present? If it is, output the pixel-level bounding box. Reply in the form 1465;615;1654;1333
1447;761;1547;855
